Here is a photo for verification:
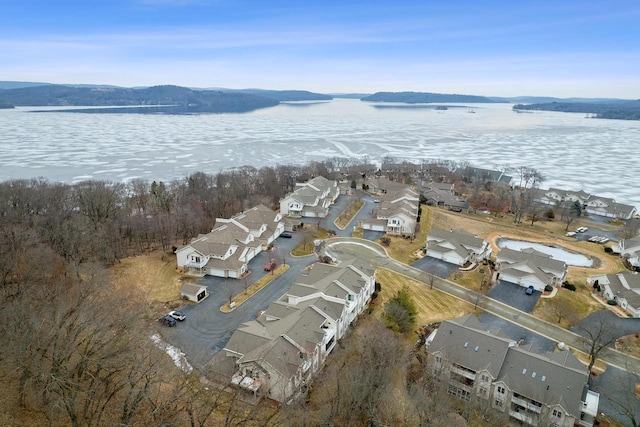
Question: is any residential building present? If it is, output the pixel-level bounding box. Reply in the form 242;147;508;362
425;228;492;266
209;258;376;403
421;182;469;212
279;176;340;217
496;247;568;291
426;315;599;427
587;271;640;317
535;188;637;220
176;204;285;278
360;185;420;236
613;237;640;270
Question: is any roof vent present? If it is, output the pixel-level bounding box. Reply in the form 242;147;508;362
541;376;546;382
531;372;536;378
474;346;479;352
464;342;469;348
522;368;527;375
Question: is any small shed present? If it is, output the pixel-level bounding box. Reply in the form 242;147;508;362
180;283;209;303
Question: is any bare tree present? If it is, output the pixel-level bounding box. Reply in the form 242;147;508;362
577;314;618;374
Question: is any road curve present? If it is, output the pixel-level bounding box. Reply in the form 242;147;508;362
322;237;640;375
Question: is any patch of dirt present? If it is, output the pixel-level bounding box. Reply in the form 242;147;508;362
616;333;640;357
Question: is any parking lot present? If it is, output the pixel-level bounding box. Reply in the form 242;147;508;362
486;280;540;313
157;232;316;371
411;256;459;279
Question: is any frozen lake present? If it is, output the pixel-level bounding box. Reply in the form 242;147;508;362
497;239;594;267
0;99;638;209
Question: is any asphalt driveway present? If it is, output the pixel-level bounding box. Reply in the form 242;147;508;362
157;232;317;371
411;256;459;279
487;280;540;313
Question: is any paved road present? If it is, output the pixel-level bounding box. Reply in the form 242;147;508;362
322;237;640;375
159;232;316;371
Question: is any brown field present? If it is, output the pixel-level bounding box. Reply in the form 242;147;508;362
374;267;476;327
109;249;197;315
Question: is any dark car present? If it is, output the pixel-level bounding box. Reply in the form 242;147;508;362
525;285;534;295
158;315;177;327
280;231;293;238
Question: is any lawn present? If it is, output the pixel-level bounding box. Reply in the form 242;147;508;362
291;225;331;256
109;249;196;312
383;208;431;264
374;267;475;327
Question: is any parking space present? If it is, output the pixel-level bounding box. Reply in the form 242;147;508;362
411;256;459;279
478;312;556;353
487;280;540;313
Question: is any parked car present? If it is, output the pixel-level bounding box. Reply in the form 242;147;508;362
158;315;177;327
525;285;534;295
565;231;576;237
280;231;293;238
373;198;380;203
264;260;276;271
168;310;186;321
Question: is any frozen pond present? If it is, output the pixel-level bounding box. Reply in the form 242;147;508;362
497;239;594;267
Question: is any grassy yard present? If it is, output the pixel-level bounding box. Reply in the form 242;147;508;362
291;225;331;256
109;249;196;313
374;267;476;327
382;209;431;264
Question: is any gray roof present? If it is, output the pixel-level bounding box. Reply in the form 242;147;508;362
222;258;373;379
429;314;516;378
499;347;588;414
428;228;487;252
499;260;554;285
497;247;567;276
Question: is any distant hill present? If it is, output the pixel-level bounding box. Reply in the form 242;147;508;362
223;89;332;102
513;100;640;121
361;91;499;103
499;96;629;104
0;84;280;114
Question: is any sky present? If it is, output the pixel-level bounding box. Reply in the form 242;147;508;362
1;0;640;98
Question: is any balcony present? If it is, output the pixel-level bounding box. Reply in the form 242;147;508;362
451;365;476;381
511;396;542;414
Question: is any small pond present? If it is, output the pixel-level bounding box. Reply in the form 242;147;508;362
497;239;594;267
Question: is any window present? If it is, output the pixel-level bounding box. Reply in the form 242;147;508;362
497;386;505;394
552;409;562;418
495;399;503;408
481;374;488;382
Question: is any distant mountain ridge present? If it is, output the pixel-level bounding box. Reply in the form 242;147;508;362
513;100;640;120
0;84;288;114
361;91;499;103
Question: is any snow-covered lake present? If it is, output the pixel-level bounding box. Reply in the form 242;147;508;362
1;99;638;210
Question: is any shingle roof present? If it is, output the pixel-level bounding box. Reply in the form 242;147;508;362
430;314;516;378
497;247;567;276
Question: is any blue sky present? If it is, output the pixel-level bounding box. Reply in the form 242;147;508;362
1;0;639;97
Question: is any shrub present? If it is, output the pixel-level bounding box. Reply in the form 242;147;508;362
545;209;555;219
380;236;391;246
375;281;382;292
383;285;417;333
544;285;554;292
607;299;618;306
371;291;379;300
604;247;613;253
563;283;576;292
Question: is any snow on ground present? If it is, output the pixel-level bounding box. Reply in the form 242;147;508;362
150;333;193;374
